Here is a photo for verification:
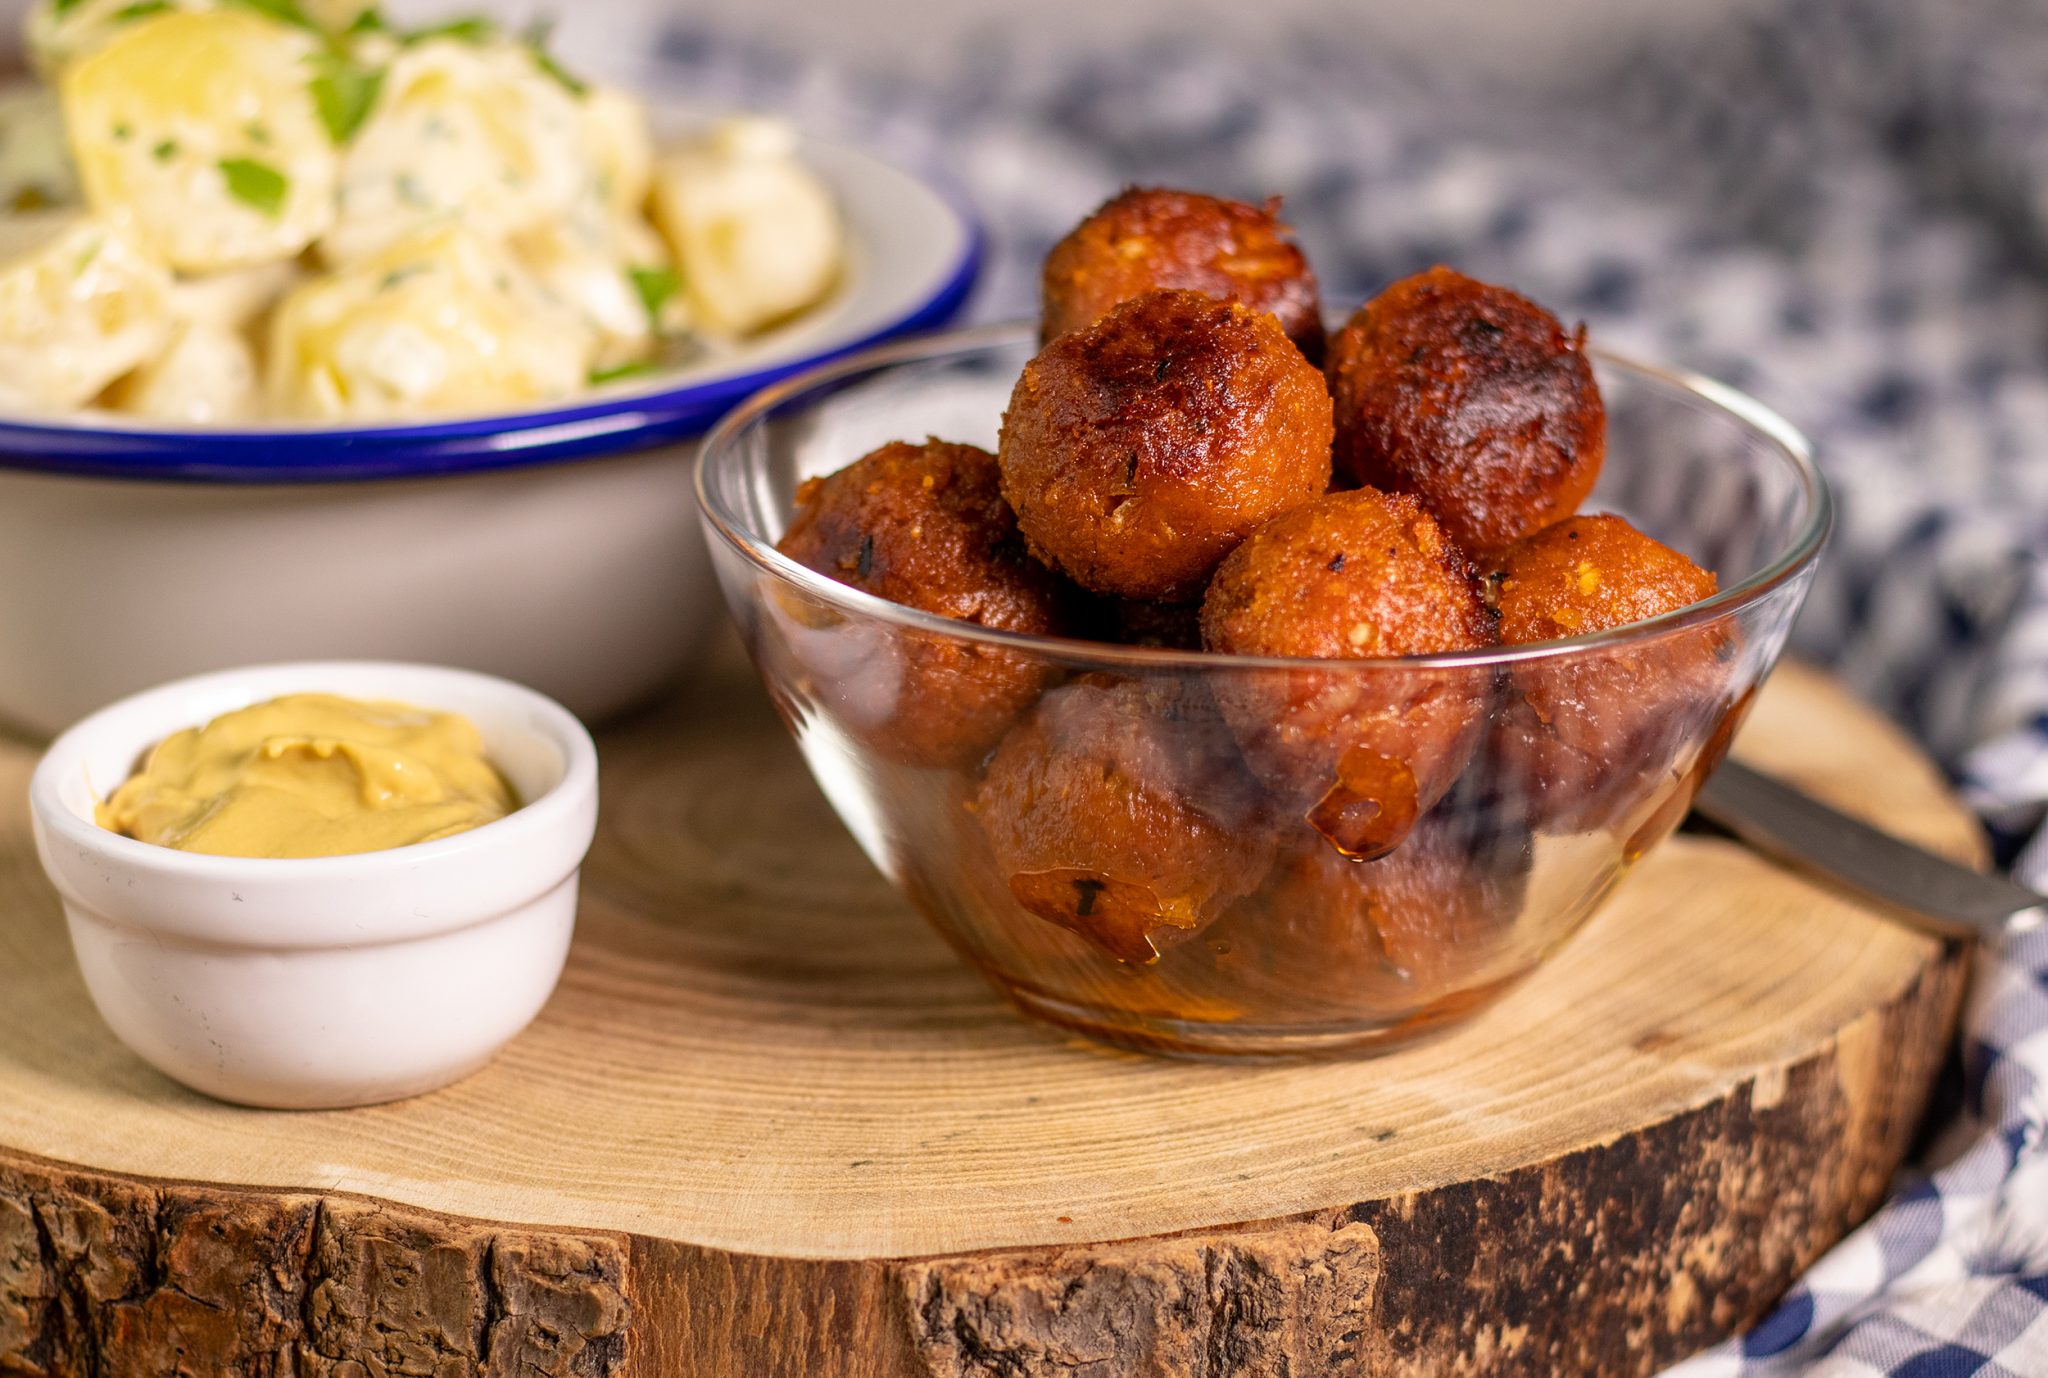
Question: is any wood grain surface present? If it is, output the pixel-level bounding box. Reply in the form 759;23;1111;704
0;655;1980;1377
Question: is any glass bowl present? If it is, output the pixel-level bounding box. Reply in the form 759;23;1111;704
695;323;1829;1058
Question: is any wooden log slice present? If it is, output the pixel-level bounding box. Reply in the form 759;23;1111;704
0;658;1979;1378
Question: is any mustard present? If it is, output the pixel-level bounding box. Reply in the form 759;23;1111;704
96;693;517;859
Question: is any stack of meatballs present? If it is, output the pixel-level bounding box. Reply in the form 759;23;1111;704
777;188;1731;996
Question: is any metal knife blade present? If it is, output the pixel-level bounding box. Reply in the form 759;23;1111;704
1690;759;2047;942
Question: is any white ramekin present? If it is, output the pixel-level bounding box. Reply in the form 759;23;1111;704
27;661;599;1110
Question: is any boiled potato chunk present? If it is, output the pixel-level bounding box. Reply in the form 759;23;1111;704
0;85;79;210
514;204;684;371
651;117;842;337
322;37;584;267
0;211;171;411
27;0;373;74
60;10;338;274
110;317;259;422
577;84;655;218
166;258;300;330
268;221;597;419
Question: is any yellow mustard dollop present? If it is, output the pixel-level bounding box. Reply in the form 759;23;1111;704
96;692;517;859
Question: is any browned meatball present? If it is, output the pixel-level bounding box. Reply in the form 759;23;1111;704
1327;267;1605;561
1042;187;1325;362
774;438;1066;768
1207;810;1533;1015
975;675;1275;963
1490;513;1732;830
1201;489;1496;859
999;290;1333;602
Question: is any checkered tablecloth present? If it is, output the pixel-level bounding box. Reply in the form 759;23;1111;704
651;0;2048;1367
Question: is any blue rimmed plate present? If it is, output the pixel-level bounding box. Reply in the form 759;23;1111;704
0;130;982;483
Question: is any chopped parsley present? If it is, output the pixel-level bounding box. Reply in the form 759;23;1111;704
627;265;680;326
523;20;587;97
310;54;384;143
342;6;388;34
218;157;289;217
151;138;178;162
403;15;494;45
111;0;174;21
222;0;320;31
52;0;86;15
588;360;659;386
111;122;133;141
245;122;272;146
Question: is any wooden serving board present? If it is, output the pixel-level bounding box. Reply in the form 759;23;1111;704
0;653;1978;1378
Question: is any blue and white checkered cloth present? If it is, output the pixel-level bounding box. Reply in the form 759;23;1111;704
651;0;2048;1368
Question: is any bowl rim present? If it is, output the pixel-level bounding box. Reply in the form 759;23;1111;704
695;319;1832;671
0;135;984;485
28;659;599;891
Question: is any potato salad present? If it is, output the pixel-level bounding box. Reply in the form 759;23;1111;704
0;0;846;421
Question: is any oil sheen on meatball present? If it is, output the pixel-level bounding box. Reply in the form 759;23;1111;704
1041;187;1325;362
1490;513;1730;830
974;674;1275;963
775;438;1066;768
1201;488;1496;860
999;289;1333;602
1327;266;1605;561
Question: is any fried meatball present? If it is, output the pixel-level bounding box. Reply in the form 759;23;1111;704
1327;267;1605;561
999;290;1333;602
1209;810;1534;1015
1042;187;1325;362
975;675;1275;963
774;438;1066;768
1490;513;1732;830
1201;489;1496;860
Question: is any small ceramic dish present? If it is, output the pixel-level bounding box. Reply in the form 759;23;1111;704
27;661;599;1109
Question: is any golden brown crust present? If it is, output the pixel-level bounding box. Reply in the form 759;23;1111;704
974;675;1274;963
1042;187;1325;362
1200;489;1497;859
1490;514;1732;830
1326;267;1605;561
774;438;1066;768
999;290;1334;602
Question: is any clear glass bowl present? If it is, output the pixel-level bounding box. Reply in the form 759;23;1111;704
695;323;1829;1058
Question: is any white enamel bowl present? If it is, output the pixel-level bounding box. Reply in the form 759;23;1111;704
0;130;980;737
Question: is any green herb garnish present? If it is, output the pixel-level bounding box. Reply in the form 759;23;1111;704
151;138;178;161
222;0;320;31
310;54;384;143
218;157;289;216
587;360;659;386
403;15;494;45
52;0;87;16
342;6;388;34
523;18;586;97
112;122;133;141
627;265;680;326
112;0;174;21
